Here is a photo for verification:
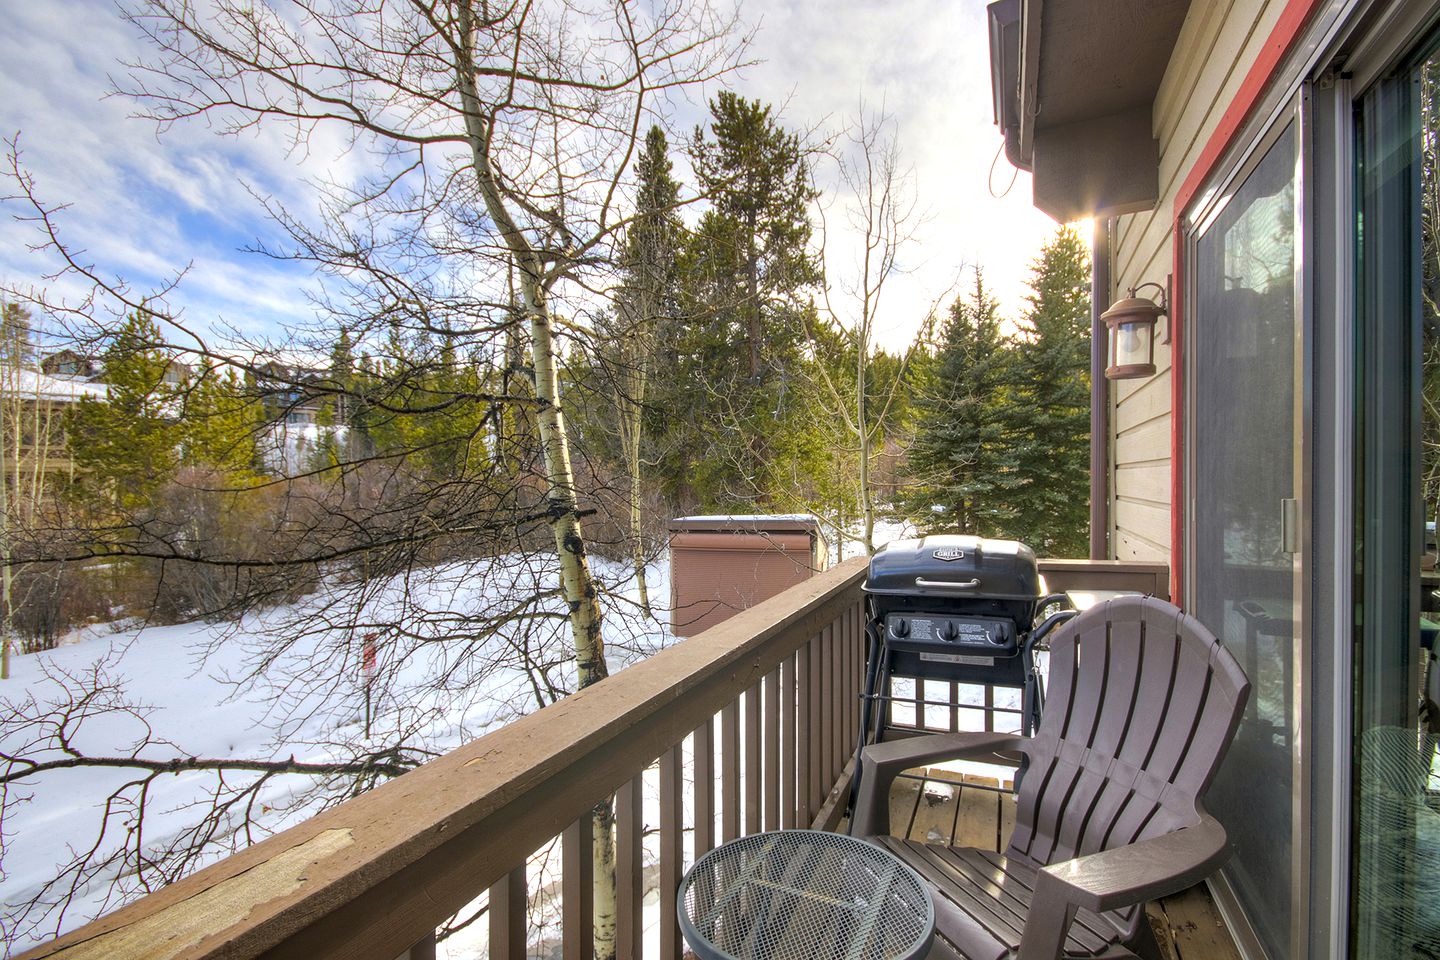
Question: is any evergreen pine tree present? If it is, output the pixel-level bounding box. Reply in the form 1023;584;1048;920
307;329;355;471
0;304;34;367
182;363;262;475
690;92;819;381
906;271;1014;534
1002;226;1091;556
68;309;181;508
609;125;682;608
649;94;821;509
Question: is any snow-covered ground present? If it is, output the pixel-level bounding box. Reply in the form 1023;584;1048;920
0;517;969;957
0;553;673;955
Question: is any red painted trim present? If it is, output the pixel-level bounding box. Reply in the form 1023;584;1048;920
1167;0;1324;607
1170;226;1184;606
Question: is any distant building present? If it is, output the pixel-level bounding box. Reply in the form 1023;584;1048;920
0;368;109;477
161;359;192;386
253;360;326;427
39;350;191;388
39;350;101;381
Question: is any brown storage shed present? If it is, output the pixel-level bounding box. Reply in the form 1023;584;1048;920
668;516;829;637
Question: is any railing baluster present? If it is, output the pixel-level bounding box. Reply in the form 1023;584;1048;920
797;641;812;826
694;716;715;858
764;667;780;831
807;632;823;824
562;816;594;960
853;605;862;750
846;604;858;748
615;775;644;959
721;699;740;842
852;604;864;748
846;604;858;754
835;618;840;782
855;604;865;745
838;616;847;777
660;743;684;960
839;607;850;758
838;609;848;773
781;653;797;829
840;607;852;759
744;681;761;835
823;624;835;788
489;865;526;959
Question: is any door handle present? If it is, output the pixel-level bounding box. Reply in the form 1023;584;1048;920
1281;498;1300;555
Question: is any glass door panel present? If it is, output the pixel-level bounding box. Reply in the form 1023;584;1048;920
1191;121;1300;960
1353;41;1440;960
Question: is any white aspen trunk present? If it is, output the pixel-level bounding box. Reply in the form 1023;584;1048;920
453;11;617;954
857;332;874;556
0;345;15;679
0;395;9;681
616;310;652;617
629;475;649;613
623;393;650;616
520;274;618;960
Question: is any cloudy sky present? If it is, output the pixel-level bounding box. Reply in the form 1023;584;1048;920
0;0;1061;353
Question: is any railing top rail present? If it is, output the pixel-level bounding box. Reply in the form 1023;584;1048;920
23;557;868;960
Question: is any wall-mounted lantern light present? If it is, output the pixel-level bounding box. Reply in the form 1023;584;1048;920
1102;278;1170;380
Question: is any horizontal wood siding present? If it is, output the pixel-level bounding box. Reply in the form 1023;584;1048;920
1109;0;1284;562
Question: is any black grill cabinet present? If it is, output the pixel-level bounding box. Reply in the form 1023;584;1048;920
860;535;1049;745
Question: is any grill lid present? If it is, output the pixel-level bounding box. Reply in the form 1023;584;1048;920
863;534;1041;600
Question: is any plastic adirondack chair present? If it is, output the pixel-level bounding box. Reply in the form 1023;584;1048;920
850;595;1250;960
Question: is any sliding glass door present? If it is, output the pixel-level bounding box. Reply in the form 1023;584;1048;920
1189;118;1303;960
1353;37;1440;960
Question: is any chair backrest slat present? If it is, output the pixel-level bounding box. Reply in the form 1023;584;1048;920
1006;596;1249;867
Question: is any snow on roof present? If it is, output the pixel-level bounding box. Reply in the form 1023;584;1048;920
0;369;109;402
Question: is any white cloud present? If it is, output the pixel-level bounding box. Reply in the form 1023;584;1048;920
0;0;1061;351
728;0;1062;348
0;1;351;338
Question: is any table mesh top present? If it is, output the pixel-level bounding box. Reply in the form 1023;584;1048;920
677;830;933;960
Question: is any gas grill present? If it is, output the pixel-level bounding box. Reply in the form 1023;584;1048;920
858;535;1072;748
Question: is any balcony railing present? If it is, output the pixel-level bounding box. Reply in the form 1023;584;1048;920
17;555;1171;960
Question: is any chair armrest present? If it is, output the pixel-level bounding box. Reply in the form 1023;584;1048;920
1016;814;1230;960
849;731;1029;838
1044;811;1230;911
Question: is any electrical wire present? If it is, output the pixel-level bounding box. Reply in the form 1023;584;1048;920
988;138;1020;199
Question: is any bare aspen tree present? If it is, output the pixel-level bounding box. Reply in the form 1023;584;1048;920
810;108;928;554
0;302;65;679
607;126;682;616
0;173;678;950
109;2;745;956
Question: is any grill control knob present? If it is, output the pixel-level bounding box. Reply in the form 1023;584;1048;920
939;621;959;643
892;618;910;638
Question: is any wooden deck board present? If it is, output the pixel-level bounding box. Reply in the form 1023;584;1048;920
884;770;1242;960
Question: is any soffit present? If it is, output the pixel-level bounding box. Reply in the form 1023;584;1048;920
989;0;1191;220
1030;0;1191;133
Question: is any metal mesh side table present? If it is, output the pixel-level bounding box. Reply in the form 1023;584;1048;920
677;830;934;960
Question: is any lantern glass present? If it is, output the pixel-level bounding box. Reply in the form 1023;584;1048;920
1114;319;1152;368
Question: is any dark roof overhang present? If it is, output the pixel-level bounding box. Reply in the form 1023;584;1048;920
987;0;1191;222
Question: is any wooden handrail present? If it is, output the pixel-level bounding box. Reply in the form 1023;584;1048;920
22;557;869;960
1037;558;1170;601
